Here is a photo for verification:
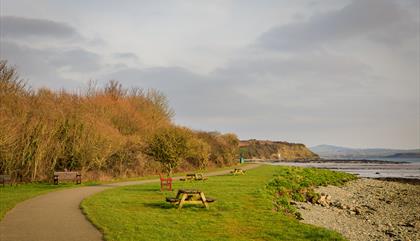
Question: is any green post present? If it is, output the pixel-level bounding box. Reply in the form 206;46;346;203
240;156;245;164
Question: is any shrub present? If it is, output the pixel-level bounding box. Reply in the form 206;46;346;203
266;166;356;218
144;126;191;176
0;60;240;181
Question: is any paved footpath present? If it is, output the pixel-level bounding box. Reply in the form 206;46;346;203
0;164;261;241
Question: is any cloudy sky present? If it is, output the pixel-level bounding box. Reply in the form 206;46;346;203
1;0;419;149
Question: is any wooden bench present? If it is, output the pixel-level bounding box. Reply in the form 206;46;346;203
53;171;81;185
160;174;173;191
230;168;245;175
180;173;208;181
0;175;11;187
165;197;216;204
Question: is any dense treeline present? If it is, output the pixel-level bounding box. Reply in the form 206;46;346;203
0;60;239;182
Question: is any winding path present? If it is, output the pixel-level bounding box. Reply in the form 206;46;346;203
0;164;260;241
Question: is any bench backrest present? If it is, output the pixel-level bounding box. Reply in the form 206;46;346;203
54;171;80;179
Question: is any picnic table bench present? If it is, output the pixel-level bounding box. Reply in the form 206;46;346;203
179;173;208;181
166;189;215;209
0;175;11;187
230;168;245;175
53;171;81;185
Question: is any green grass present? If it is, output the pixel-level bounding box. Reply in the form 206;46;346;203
82;165;354;241
0;164;249;221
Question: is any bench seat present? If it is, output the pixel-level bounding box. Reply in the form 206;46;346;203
166;197;180;203
205;197;216;203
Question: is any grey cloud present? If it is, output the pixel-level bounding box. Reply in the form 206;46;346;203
0;16;78;39
113;52;139;61
49;48;102;72
258;0;418;51
0;41;101;88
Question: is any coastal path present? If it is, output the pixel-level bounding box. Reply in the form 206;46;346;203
0;164;260;241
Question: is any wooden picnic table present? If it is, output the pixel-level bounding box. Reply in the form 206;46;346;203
166;189;215;209
179;173;208;181
231;168;245;175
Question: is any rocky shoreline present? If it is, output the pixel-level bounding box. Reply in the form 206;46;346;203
294;178;420;241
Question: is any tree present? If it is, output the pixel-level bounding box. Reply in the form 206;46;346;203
144;127;190;176
186;137;210;170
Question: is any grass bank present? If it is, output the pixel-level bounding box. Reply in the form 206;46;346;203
82;165;355;241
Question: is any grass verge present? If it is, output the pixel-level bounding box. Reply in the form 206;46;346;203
82;165;354;241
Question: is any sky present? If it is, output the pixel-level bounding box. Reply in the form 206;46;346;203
0;0;419;149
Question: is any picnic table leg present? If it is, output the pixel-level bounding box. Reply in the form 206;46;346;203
178;194;188;209
200;192;209;209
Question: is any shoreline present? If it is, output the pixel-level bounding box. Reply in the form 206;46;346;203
296;178;420;241
250;158;409;164
249;160;420;180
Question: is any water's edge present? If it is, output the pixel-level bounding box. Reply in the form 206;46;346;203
265;161;420;180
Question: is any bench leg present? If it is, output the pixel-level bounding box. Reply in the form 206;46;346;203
76;175;81;184
200;192;209;209
178;194;188;209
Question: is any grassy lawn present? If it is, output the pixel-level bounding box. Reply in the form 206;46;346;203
0;164;249;221
82;165;355;241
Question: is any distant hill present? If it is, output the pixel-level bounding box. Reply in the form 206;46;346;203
310;144;420;159
240;139;320;161
385;153;420;158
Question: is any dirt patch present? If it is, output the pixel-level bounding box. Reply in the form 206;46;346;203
295;178;420;241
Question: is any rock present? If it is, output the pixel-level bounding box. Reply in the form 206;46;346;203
348;210;356;215
317;194;331;207
326;195;331;201
385;229;397;237
354;206;361;215
332;201;344;209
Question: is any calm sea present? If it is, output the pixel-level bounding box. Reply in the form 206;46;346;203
330;157;420;163
271;158;420;179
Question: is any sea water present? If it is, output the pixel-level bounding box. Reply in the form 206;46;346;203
271;159;420;179
331;157;420;163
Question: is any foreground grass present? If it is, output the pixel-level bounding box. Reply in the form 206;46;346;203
0;164;249;221
82;165;353;241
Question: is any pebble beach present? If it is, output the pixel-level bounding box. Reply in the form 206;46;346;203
296;178;420;241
